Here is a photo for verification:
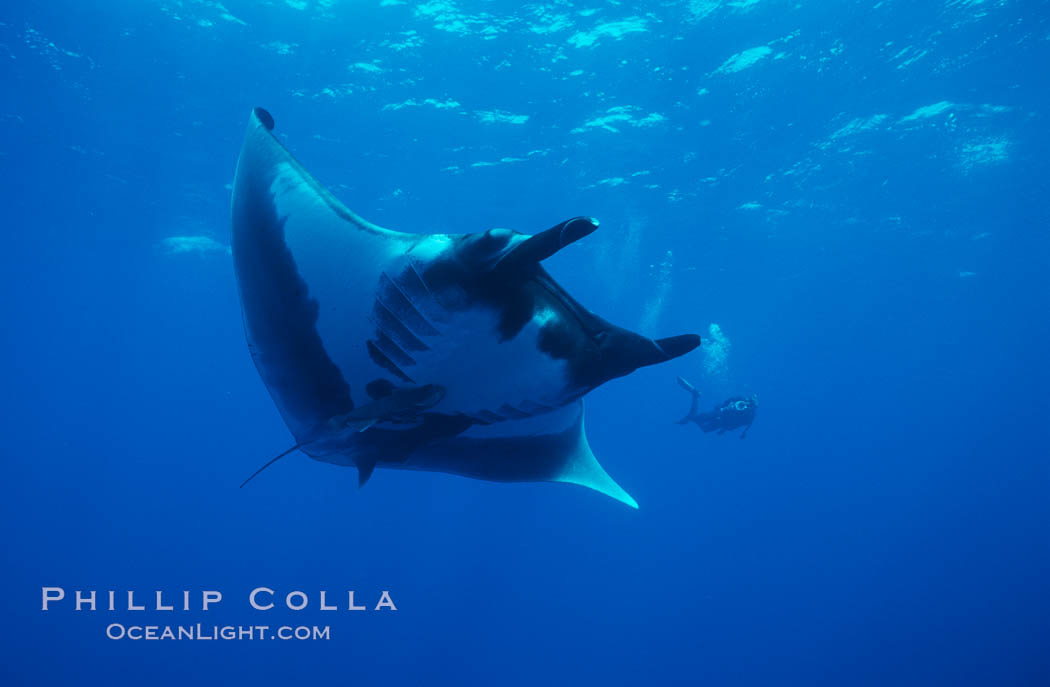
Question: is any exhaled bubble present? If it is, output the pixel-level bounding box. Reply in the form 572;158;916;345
703;323;731;382
640;250;673;334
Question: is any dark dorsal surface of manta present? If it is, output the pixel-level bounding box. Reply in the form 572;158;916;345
231;107;701;508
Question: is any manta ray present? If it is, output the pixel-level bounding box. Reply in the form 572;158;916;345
232;107;700;508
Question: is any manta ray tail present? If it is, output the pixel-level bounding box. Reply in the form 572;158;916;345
240;443;302;488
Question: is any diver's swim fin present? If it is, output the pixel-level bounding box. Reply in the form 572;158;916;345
676;377;700;424
240;443;302;488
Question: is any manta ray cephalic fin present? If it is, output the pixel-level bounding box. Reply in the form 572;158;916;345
497;216;599;270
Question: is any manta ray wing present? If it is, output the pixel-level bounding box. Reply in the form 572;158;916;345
404;400;639;509
231;107;416;440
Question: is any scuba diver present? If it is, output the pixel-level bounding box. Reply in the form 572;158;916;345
676;377;757;439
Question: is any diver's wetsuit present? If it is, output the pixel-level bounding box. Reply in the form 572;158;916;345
677;377;757;439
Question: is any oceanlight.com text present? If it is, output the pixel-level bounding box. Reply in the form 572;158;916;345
105;623;331;641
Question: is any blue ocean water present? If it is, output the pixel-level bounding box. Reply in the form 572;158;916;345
2;0;1048;684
